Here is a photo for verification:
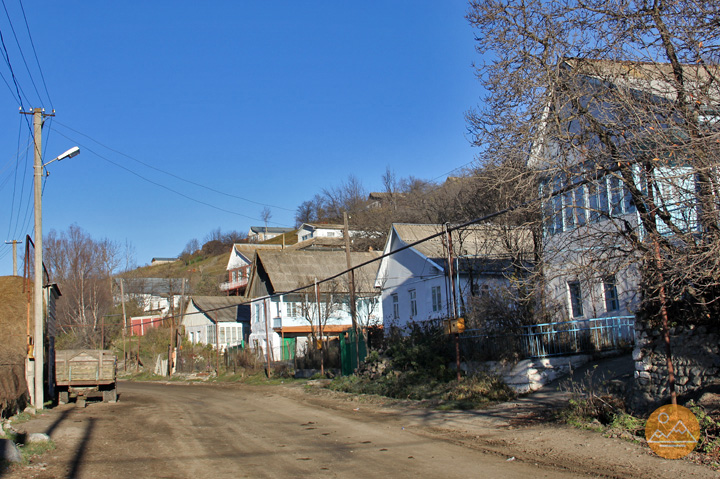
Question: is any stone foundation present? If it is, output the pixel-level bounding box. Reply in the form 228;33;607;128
630;321;720;412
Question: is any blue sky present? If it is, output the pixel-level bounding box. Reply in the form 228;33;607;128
0;1;482;274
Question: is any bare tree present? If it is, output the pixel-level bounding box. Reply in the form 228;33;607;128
44;225;121;348
260;207;272;234
467;0;720;404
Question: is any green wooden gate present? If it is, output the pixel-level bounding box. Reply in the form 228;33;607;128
340;328;367;375
281;337;296;361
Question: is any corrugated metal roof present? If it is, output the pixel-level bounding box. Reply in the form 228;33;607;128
255;250;380;294
249;226;295;234
189;296;249;323
118;277;188;295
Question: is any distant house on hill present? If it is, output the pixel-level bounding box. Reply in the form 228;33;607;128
151;257;177;266
248;226;295;243
181;296;250;350
117;277;188;317
296;223;349;242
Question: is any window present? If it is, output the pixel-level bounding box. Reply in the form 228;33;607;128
392;294;399;319
431;286;442;313
208;324;217;344
286;302;299;317
219;327;226;345
604;276;619;312
568;281;584;318
481;284;489;298
409;290;417;317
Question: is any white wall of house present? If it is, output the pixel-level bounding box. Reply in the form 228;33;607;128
376;231;522;329
376;233;448;329
131;293;182;316
248;299;282;360
248;293;382;359
540;170;647;320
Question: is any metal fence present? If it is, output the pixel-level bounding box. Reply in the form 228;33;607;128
460;315;635;360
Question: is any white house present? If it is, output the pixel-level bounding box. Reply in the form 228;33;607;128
116;277;187;317
248;226;295;243
374;223;534;329
244;249;382;361
296;223;352;242
532;58;719;322
182;296;250;350
220;243;282;295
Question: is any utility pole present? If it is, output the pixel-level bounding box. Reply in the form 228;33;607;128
22;107;54;409
263;299;272;377
120;278;127;372
445;224;461;382
343;212;359;370
5;240;20;276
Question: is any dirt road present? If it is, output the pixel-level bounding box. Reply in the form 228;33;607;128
4;381;716;479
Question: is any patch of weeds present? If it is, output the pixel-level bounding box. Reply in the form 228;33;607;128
687;401;720;462
18;440;56;464
328;322;515;409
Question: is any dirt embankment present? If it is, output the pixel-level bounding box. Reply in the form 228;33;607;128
0;276;31;416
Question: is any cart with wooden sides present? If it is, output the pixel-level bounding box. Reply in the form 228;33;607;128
55;350;117;406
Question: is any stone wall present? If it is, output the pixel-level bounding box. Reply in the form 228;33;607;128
630;321;720;412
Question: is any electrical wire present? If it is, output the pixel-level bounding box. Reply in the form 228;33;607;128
0;0;43;105
49;128;286;225
0;27;28;107
52;120;295;213
17;0;52;108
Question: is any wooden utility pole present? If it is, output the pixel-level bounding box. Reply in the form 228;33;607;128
5;240;20;276
315;279;324;376
343;212;359;370
445;224;461;382
263;300;271;377
25;107;52;409
120;278;128;372
215;313;221;375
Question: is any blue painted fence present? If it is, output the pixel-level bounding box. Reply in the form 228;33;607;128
460;315;635;359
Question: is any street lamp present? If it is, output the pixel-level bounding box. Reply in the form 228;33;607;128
32;124;80;408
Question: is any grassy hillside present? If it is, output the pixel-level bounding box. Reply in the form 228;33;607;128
120;252;228;296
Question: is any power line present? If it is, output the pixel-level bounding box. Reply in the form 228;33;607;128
52;120;295;213
17;0;52;108
0;26;29;108
49;127;288;225
0;0;43;105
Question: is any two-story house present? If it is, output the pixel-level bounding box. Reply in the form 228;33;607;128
221;243;282;296
533;58;720;322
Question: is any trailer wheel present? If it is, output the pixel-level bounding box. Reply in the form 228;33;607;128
58;391;69;404
103;388;117;403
